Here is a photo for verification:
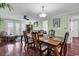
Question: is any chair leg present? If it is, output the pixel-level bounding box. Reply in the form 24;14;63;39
39;45;42;56
46;47;52;56
64;44;67;56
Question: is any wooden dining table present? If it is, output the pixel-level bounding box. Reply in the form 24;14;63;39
28;34;63;55
22;33;63;56
39;36;63;56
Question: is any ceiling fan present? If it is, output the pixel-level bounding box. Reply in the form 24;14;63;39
24;15;29;20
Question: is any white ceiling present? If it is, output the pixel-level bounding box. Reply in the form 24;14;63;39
0;3;79;20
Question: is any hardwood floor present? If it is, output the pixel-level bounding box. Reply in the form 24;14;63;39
0;37;79;56
67;37;79;56
0;41;39;56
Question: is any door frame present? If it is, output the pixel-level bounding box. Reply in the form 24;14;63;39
69;16;79;44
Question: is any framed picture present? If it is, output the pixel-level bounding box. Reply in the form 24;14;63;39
34;22;38;27
53;18;60;27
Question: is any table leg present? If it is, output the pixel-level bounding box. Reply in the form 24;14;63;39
53;47;59;56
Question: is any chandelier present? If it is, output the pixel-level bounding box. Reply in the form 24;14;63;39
39;6;47;17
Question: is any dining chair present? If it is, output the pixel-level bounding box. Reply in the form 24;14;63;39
31;32;48;55
59;32;69;56
49;30;55;38
52;32;69;56
31;32;39;51
23;31;34;49
37;32;48;55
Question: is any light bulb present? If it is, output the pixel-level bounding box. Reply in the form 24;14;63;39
39;13;47;17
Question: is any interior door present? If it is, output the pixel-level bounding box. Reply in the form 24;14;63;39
71;20;78;37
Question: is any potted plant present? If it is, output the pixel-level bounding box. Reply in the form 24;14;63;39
0;3;13;11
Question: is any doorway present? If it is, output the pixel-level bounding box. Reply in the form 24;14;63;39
70;18;79;52
43;20;48;34
71;19;78;38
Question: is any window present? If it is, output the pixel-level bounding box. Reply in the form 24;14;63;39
7;22;14;35
15;23;20;35
7;20;26;35
21;24;26;35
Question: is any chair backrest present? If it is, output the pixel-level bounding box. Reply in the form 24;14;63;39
63;32;69;43
31;32;39;51
49;30;55;38
31;32;36;42
60;32;69;56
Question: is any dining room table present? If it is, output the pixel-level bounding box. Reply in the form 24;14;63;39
26;33;63;56
39;36;63;56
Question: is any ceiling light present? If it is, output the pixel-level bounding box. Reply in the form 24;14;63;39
39;6;47;17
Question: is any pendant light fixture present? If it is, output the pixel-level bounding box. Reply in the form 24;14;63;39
39;6;47;17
